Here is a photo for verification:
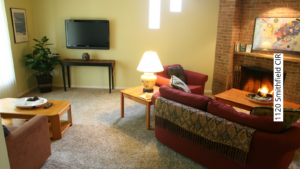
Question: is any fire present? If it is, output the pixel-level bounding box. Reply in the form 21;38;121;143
257;87;273;97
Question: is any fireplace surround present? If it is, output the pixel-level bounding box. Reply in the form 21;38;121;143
233;66;286;95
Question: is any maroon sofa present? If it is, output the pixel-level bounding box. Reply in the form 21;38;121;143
154;64;208;95
152;85;300;169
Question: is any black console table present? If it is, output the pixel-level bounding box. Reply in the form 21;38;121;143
60;59;115;93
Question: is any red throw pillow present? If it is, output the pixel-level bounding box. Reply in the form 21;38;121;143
207;100;282;134
159;85;211;111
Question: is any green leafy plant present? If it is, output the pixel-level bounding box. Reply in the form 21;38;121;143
25;36;60;77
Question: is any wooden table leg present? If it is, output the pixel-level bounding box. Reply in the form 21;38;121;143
68;105;73;126
50;115;62;140
121;93;124;118
146;103;150;130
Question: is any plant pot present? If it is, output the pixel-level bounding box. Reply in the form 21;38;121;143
36;75;53;93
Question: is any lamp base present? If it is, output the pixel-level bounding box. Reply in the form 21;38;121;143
143;88;154;93
141;73;157;93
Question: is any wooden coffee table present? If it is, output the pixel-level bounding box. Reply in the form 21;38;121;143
214;88;300;110
0;98;72;140
120;86;159;130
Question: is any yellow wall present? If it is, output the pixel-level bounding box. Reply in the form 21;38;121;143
5;0;37;96
30;0;219;90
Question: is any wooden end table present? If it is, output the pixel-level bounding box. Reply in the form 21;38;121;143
214;88;300;110
120;86;159;130
0;98;72;140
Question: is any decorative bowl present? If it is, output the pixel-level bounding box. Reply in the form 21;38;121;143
246;94;273;104
12;97;47;108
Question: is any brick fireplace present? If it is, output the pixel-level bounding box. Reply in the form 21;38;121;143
212;0;300;103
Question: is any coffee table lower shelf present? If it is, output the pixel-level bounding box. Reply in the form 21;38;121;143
48;120;71;139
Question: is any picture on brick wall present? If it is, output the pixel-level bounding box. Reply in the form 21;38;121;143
252;17;300;55
10;8;28;43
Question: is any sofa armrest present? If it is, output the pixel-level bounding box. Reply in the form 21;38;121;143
5;115;51;169
155;74;170;86
252;122;300;153
184;70;208;87
274;122;300;152
151;92;161;106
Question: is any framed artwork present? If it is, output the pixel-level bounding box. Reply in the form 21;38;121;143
252;17;300;55
10;8;28;43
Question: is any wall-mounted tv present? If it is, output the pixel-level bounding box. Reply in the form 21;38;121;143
65;20;109;49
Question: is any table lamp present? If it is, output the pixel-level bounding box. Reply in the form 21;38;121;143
137;51;164;92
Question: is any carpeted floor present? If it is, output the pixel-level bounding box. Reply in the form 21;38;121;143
8;87;300;168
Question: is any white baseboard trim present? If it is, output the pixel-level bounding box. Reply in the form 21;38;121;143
52;84;127;90
18;85;38;98
204;90;212;94
52;85;213;93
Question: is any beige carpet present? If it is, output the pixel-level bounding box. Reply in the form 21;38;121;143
14;87;300;168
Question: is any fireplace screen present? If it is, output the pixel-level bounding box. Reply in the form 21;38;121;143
233;66;286;95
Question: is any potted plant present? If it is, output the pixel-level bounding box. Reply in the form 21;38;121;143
25;36;60;93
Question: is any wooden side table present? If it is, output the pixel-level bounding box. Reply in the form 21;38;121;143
120;86;159;130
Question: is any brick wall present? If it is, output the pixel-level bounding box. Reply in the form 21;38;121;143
213;0;300;103
240;0;300;57
212;0;243;94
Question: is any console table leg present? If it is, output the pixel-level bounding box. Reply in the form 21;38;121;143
111;66;114;89
62;65;66;91
109;66;111;93
67;66;70;88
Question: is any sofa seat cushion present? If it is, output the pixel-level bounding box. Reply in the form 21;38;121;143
187;85;204;95
159;85;211;111
207;100;282;133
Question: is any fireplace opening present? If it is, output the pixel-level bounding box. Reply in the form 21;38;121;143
233;66;286;95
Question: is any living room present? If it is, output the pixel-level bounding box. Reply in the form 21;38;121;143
1;0;300;168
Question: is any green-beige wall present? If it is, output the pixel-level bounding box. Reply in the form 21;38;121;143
5;0;36;96
6;0;219;95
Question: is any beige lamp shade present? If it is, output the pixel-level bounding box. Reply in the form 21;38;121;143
137;51;164;73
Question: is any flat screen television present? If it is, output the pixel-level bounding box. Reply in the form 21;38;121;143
65;20;109;49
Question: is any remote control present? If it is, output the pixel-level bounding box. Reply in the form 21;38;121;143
44;103;53;109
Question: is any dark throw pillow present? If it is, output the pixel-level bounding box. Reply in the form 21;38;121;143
167;66;186;83
170;75;191;93
250;106;300;132
2;125;10;137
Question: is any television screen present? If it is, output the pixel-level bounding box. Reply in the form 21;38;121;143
65;20;109;49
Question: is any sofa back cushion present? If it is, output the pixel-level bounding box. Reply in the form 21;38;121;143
250;106;300;132
207;100;282;133
156;64;181;78
167;66;186;83
169;75;191;93
159;85;211;111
